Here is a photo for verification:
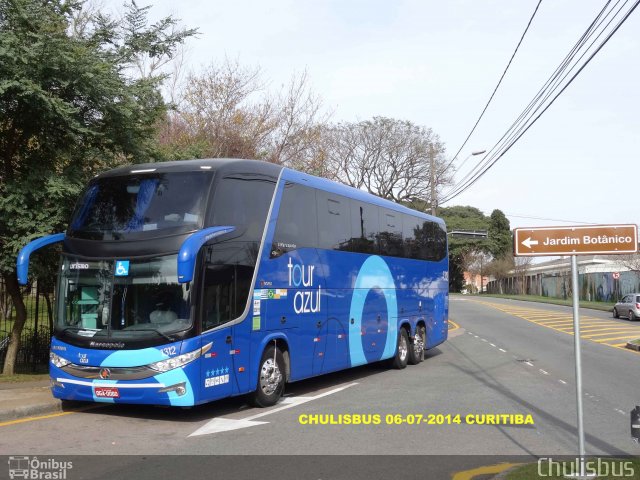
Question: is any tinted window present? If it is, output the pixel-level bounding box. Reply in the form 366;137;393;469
211;174;276;242
378;209;403;257
69;172;212;240
202;243;257;330
403;215;422;259
271;182;318;258
415;220;447;261
317;192;351;251
349;201;379;254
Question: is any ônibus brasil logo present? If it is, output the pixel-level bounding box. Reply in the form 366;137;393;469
8;456;73;479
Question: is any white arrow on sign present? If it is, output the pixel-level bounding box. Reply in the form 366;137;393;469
521;237;539;249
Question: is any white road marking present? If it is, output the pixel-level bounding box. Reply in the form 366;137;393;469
539;369;549;375
481;339;488;343
616;409;626;415
559;380;567;385
490;343;496;347
524;361;534;367
188;382;358;437
499;348;507;353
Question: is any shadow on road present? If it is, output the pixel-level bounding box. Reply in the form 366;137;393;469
61;352;443;423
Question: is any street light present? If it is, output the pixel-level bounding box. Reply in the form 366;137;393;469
456;149;486;173
431;149;486;216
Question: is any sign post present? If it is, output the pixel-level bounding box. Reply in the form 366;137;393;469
513;224;638;478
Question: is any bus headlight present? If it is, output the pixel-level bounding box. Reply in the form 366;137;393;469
148;348;202;373
50;352;71;368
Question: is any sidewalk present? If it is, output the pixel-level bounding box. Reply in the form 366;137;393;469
0;379;64;422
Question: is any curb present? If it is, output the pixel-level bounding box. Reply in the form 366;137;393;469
626;342;640;352
0;401;63;423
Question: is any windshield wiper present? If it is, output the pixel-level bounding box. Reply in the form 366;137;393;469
59;326;102;334
122;327;175;342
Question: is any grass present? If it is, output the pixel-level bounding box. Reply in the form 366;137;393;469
469;293;616;313
1;293;53;334
505;458;640;479
0;373;49;383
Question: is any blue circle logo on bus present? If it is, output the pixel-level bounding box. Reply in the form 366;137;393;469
348;256;398;366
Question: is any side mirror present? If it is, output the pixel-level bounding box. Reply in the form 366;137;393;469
17;233;65;285
177;226;235;283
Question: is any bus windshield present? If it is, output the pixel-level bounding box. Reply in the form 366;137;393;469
56;254;192;340
68;171;213;240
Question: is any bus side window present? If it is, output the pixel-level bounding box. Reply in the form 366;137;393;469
316;192;351;251
378;208;403;257
270;182;318;258
415;220;448;261
349;201;379;254
403;215;421;259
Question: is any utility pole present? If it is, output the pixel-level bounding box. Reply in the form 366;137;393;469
429;144;436;216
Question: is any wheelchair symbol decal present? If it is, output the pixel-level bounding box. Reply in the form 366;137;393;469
115;260;130;276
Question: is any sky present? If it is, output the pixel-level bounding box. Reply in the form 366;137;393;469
106;0;640;230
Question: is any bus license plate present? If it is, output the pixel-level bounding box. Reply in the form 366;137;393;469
94;386;120;398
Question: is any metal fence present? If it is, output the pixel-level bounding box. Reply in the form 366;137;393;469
0;279;53;373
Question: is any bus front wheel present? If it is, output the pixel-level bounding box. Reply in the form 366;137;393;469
389;328;409;370
250;344;285;407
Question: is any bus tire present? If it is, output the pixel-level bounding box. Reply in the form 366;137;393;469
249;344;285;407
408;325;425;365
390;328;409;370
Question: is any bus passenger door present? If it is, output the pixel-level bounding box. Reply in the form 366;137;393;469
198;262;251;402
199;326;234;403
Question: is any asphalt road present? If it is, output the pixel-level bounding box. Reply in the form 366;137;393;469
1;297;639;478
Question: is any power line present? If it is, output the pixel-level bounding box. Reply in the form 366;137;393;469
446;0;543;172
446;0;638;202
504;213;596;225
444;0;618;201
441;0;639;204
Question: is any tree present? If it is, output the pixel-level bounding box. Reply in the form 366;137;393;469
485;256;515;294
487;209;512;258
513;256;533;294
324;117;453;207
439;206;490;292
0;0;195;374
157;59;329;171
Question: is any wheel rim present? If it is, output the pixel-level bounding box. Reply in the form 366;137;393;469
259;357;282;396
399;333;408;362
414;330;425;358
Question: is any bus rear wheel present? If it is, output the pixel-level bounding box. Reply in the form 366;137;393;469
250;345;285;407
408;325;425;365
389;328;409;370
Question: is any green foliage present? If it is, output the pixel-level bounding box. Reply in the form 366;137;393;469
0;0;196;278
439;206;512;292
488;209;512;258
439;206;487;231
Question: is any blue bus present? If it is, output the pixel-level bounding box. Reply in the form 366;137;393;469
17;159;449;407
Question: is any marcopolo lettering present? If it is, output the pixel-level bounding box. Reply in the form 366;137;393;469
287;257;321;314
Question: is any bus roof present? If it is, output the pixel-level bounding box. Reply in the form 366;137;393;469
96;158;283;179
96;158;443;226
281;167;444;225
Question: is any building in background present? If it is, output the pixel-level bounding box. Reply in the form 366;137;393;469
486;255;639;302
